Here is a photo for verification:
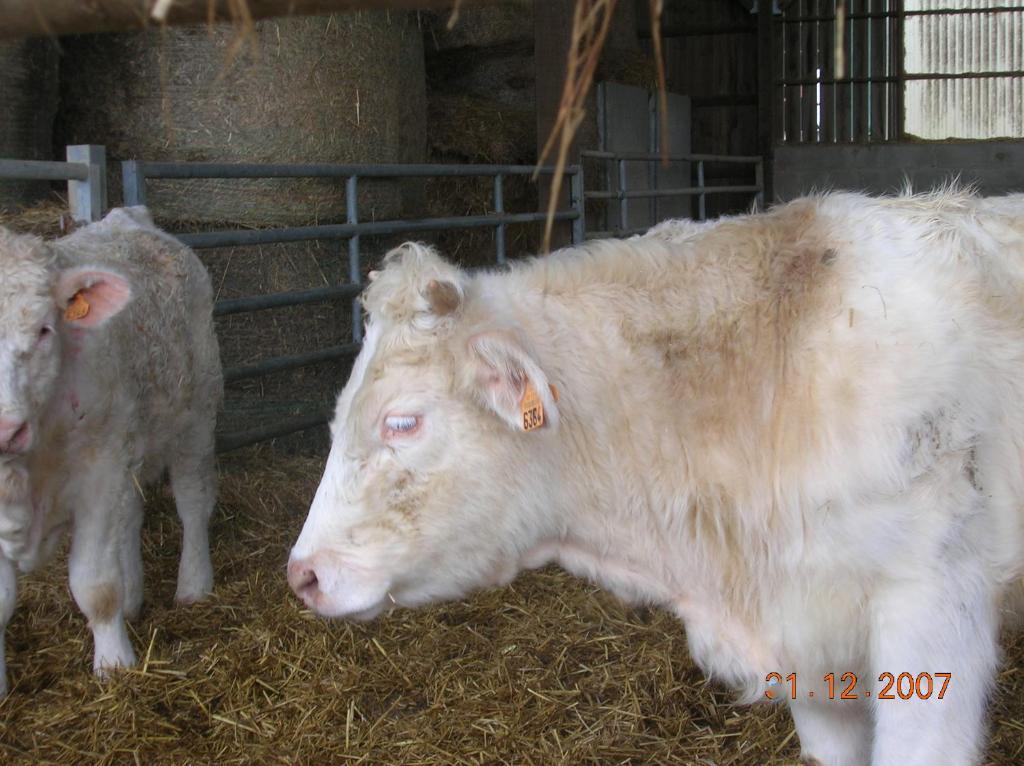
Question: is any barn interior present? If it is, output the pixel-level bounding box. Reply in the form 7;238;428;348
1;1;1023;763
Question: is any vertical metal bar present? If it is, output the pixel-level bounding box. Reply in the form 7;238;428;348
849;0;856;141
833;0;839;142
648;93;658;225
67;144;106;223
121;160;146;207
697;160;707;221
569;165;585;245
814;0;821;141
895;0;905;140
598;84;613;233
617;158;628;235
493;173;506;264
346;174;362;344
755;159;765;210
866;0;873;139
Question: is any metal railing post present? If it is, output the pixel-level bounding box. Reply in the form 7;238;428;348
617;158;628;234
66;144;106;223
569;166;585;245
493;173;506;264
121;160;146;207
755;158;765;210
697;160;707;221
346;174;362;344
647;93;658;225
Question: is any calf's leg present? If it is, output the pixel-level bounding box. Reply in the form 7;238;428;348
119;500;144;621
169;433;216;603
0;555;16;696
69;472;138;675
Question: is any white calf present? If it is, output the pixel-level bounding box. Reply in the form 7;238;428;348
0;207;222;694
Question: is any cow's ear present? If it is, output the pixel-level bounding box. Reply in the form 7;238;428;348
54;267;132;329
467;330;559;432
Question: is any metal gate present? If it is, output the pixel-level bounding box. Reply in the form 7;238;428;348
1;148;764;451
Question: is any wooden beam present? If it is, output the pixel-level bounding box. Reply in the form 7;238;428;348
0;0;499;40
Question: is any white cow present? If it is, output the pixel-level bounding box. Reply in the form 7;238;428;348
0;207;222;695
289;188;1024;766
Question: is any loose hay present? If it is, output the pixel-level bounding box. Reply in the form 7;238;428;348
0;448;1022;764
0;199;71;239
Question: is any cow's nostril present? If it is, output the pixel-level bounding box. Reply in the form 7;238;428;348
297;569;318;595
11;424;29;448
287;560;320;602
0;420;30;454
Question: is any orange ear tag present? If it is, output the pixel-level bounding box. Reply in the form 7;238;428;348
520;381;545;432
548;383;559;402
64;291;90;322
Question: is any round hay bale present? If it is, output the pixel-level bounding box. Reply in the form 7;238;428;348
0;39;59;213
57;12;426;226
425;2;533;50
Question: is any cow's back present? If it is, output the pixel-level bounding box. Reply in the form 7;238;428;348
49;209;222;475
497;190;1024;563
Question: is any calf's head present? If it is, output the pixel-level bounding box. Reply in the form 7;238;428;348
289;243;561;619
0;229;131;455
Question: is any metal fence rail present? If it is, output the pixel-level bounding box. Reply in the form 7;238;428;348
0;145;107;223
4;149;765;453
121;160;585;452
581;150;764;238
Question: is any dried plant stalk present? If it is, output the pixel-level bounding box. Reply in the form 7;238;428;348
537;0;669;252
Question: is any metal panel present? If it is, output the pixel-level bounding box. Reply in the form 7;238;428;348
655;91;693;220
599;82;693;226
599;82;655;230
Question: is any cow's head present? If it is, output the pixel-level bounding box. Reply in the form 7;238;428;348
289;243;563;619
0;228;131;456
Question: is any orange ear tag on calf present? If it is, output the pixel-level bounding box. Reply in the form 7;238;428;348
520;381;545;432
64;291;90;322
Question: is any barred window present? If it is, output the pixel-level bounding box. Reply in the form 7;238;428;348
775;1;1024;142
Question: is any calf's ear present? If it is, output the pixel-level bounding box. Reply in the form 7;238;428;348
54;267;132;329
467;330;559;432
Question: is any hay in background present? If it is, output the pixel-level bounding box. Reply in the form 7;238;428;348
57;11;426;227
0;449;1022;764
0;199;71;238
0;38;59;213
428;94;534;166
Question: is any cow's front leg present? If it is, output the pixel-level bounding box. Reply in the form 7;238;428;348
0;554;16;696
68;472;138;675
869;552;997;765
789;695;872;766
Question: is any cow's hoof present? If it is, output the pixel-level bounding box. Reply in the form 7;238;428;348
174;581;212;605
91;622;136;677
175;563;213;604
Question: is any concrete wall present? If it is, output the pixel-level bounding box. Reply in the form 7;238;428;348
774;141;1024;200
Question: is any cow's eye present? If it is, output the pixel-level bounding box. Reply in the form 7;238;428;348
37;325;54;343
383;415;421;438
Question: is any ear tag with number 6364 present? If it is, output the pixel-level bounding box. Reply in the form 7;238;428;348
520;382;559;432
520;382;544;432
